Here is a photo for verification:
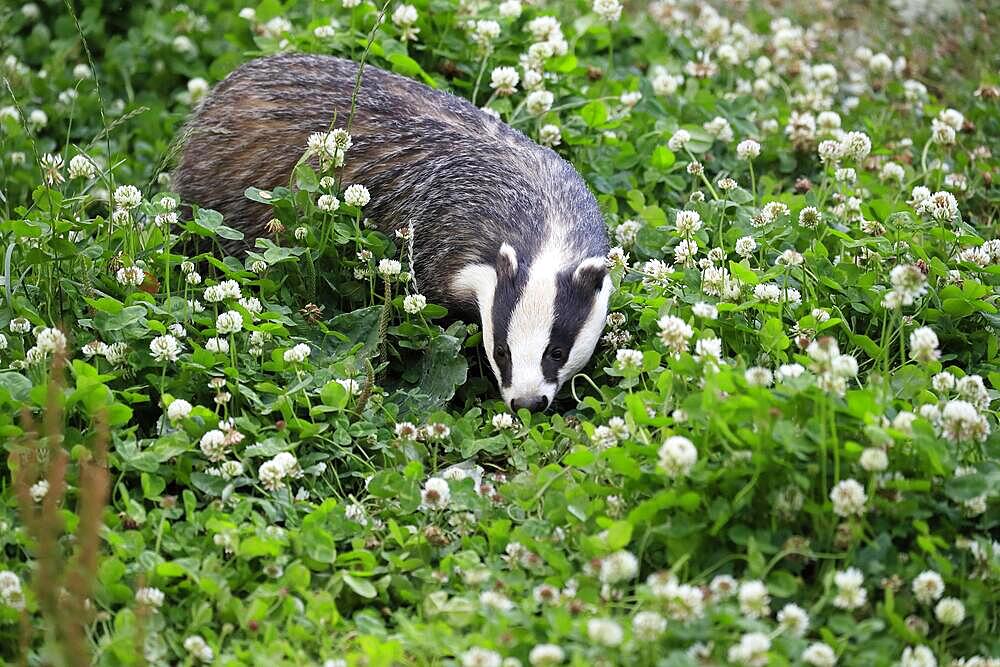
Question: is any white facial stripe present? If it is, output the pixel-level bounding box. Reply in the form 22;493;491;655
503;245;563;402
452;263;502;383
559;275;612;384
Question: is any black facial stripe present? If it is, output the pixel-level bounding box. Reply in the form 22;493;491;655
490;263;526;388
544;269;598;383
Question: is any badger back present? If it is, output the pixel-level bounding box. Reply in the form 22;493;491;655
173;54;606;303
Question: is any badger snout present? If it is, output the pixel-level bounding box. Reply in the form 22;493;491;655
509;395;550;412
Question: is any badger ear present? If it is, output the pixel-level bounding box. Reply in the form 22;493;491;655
573;256;608;292
496;243;519;280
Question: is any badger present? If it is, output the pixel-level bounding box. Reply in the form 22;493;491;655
174;54;611;412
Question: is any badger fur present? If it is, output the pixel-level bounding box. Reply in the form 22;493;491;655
174;54;611;411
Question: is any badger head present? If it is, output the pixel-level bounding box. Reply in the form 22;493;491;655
455;243;611;412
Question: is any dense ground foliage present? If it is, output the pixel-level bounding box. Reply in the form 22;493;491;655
1;0;999;665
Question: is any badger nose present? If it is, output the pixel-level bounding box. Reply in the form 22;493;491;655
510;395;549;412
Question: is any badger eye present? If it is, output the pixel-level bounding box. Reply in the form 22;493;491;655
546;346;565;362
493;344;510;361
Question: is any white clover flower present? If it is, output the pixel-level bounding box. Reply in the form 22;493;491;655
149;334;182;363
658;435;697;478
940;400;990;443
187;77;209;100
183;635;214;663
498;0;522;18
117;266;145;287
915;191;959;222
839;131;871;161
736;139;761;159
283;342;311;363
777;603;810;637
799;206;822;229
36;327;67;354
461;648;502;667
934;597;965;625
29;480;49;503
592;0;622;22
956;374;990;409
113;184;142;210
421;477;450;510
694;338;723;366
727;632;770;667
692;302;718;320
528;644;564;666
395;421;419;441
859;447;888;472
339;183;370;208
889;264;927;305
28;109;47;128
614;219;641;246
73;63;94;81
776;249;804;266
831;354;858;378
479;590;513;611
615;348;644;371
931;119;956;145
215;310;244;335
172;35;196;54
167;398;193;422
880;161;906;182
68;154;97;179
709;574;738;598
833;567;867;610
909;326;940;363
900;646;936;667
538;124;562;147
403;294;427;314
802;642;837;667
675;210;702;235
587;618;623;646
492;412;515;430
937;108;964;131
104;342;129;365
199;429;227;462
657;315;692;356
135;587;165;609
490;66;520;95
735;236;757;257
0;571;25;610
738;580;770;619
830;479;867;517
704;116;734;142
651;68;683;96
744;366;773;387
599;550;638;584
525;90;554;116
817;111;841;132
632;611;666;641
668;129;691;151
317;194;340;212
392;3;418;25
239;297;262;315
620;91;642;108
818;139;844;164
468;19;501;48
205;337;229;354
258;452;300;492
776;363;805;381
378;259;402;278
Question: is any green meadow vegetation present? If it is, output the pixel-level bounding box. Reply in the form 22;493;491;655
0;0;998;665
